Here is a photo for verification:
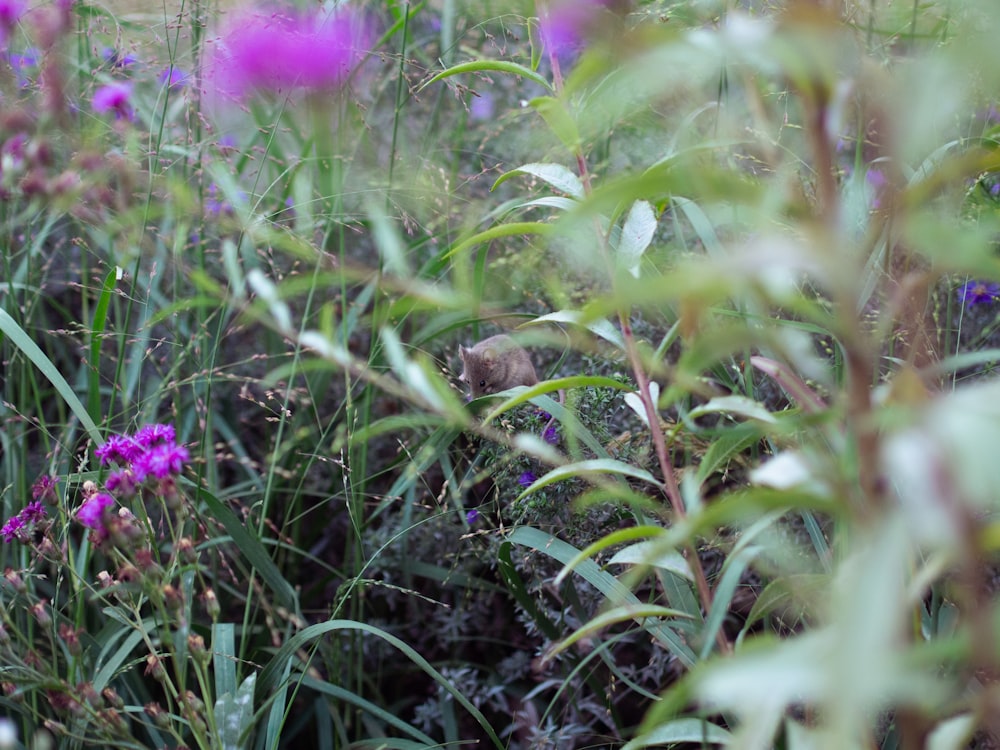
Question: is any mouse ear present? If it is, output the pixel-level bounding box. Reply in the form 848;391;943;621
480;343;500;363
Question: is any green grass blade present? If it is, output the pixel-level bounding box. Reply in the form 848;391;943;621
0;307;103;447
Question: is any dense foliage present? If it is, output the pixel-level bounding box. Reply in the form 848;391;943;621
3;0;1000;748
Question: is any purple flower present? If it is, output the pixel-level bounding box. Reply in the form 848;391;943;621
95;433;142;466
207;5;372;99
134;423;176;448
0;0;25;27
132;442;189;481
537;0;609;57
31;474;58;503
159;67;188;89
958;280;1000;307
91;82;134;120
465;509;479;524
2;499;48;543
469;91;495;122
21;501;46;524
8;47;39;87
518;471;537;487
542;424;559;444
76;493;115;532
101;47;137;68
1;515;23;543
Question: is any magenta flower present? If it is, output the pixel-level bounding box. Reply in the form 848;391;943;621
92;82;134;120
134;423;176;448
537;0;609;57
77;493;115;532
1;515;24;543
2;500;48;543
95;433;141;466
132;442;190;482
958;280;1000;307
0;0;25;23
159;67;188;89
31;475;58;504
207;6;371;99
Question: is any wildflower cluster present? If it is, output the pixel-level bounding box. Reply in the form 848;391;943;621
0;500;47;543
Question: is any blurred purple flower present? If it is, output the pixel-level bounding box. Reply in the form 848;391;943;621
958;280;1000;307
101;47;137;68
537;0;608;57
207;5;372;99
518;471;537;487
465;509;479;524
77;492;115;537
31;474;58;504
0;0;25;44
543;424;559;444
8;46;38;87
865;169;887;188
159;67;188;89
469;91;494;122
92;82;134;120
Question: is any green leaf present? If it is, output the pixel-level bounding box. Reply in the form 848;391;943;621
444;221;554;259
615;200;657;278
547;603;693;659
688;395;778;424
196;487;298;613
622;718;732;749
516;458;659;499
607;541;694;581
215;673;256;750
506;527;696;666
491;162;584;199
256;620;504;750
529;96;582;151
528;309;626;350
419;60;551;93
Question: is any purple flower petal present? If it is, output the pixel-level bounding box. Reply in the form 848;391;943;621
77;493;115;531
92;82;134;119
958;280;1000;307
207;6;372;99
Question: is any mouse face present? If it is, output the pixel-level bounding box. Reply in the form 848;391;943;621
458;335;538;398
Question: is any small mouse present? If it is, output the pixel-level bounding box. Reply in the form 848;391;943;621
458;334;538;398
458;334;565;438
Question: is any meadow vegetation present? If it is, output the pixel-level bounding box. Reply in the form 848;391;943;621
3;0;1000;748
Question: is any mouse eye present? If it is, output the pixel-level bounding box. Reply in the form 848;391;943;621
479;380;486;388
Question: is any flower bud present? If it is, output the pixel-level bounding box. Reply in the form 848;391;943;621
31;600;50;627
145;654;166;683
187;634;210;667
203;588;220;621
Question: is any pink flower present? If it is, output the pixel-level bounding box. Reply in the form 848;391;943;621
95;433;141;466
207;6;371;99
92;82;134;119
132;443;189;481
77;493;115;535
0;0;25;30
537;0;610;57
134;423;175;448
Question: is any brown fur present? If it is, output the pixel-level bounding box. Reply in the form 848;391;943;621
458;335;538;398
